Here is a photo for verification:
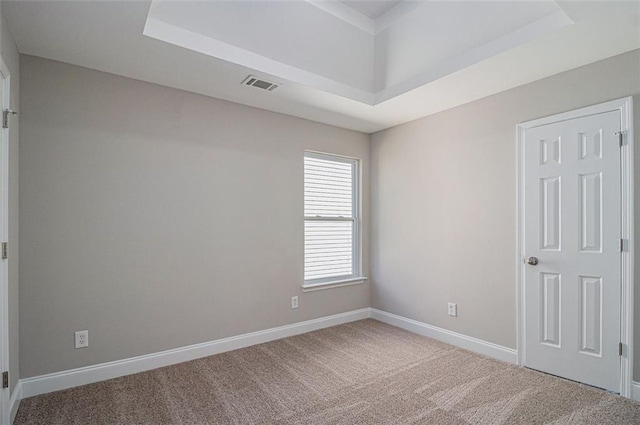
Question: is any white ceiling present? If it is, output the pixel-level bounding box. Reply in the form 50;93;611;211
341;0;403;19
144;0;571;104
4;1;640;133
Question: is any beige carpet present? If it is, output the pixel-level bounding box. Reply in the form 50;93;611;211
14;319;640;424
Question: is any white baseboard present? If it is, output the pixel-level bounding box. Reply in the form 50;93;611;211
370;308;518;364
19;308;370;399
9;381;21;425
11;306;634;411
632;381;640;401
11;307;554;406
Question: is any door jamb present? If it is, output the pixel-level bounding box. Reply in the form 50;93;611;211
516;97;634;398
0;56;10;424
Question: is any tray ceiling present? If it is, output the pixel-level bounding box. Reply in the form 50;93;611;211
143;0;572;104
4;1;640;132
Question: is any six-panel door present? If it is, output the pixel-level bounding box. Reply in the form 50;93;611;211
524;110;621;392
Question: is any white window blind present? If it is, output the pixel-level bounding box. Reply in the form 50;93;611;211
304;152;359;285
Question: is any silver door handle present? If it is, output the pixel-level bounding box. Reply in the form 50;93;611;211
527;257;539;266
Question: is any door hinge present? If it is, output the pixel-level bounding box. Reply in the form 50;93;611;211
620;238;625;252
2;109;16;129
2;371;7;389
619;342;624;356
615;131;624;148
2;242;8;260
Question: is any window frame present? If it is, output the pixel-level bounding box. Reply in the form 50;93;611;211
303;151;364;290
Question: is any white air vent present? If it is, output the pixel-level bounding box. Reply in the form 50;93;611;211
242;75;280;92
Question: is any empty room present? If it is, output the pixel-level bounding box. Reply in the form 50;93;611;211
0;0;638;423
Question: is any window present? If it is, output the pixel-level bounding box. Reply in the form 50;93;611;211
304;152;361;288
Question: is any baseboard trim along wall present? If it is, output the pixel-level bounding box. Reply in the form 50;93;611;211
19;308;370;399
632;381;640;402
18;308;634;408
9;381;22;425
370;308;519;364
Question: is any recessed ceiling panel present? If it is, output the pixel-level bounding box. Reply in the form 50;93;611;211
374;1;573;99
145;0;375;103
145;0;573;105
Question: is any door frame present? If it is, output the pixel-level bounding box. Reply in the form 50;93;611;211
516;97;634;398
0;57;10;424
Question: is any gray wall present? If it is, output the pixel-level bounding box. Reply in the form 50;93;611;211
371;50;640;378
17;49;640;383
0;6;19;399
19;55;370;378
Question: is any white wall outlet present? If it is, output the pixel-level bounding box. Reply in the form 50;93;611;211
291;296;299;309
447;302;457;317
75;330;89;349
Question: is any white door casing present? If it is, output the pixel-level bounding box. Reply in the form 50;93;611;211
0;57;9;425
517;97;634;397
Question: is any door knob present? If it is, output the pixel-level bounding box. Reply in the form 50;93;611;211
527;257;539;266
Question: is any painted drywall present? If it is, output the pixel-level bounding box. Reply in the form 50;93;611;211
19;55;370;378
0;5;19;400
370;50;640;378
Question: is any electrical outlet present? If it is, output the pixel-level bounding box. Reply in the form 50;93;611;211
448;302;457;317
75;330;89;349
291;296;299;309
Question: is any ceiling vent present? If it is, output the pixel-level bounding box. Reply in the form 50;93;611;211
242;75;280;92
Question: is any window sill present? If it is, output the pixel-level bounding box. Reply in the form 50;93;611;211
302;277;368;292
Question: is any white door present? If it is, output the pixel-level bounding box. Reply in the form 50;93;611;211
523;110;621;392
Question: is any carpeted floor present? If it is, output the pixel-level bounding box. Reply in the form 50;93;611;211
14;319;640;424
